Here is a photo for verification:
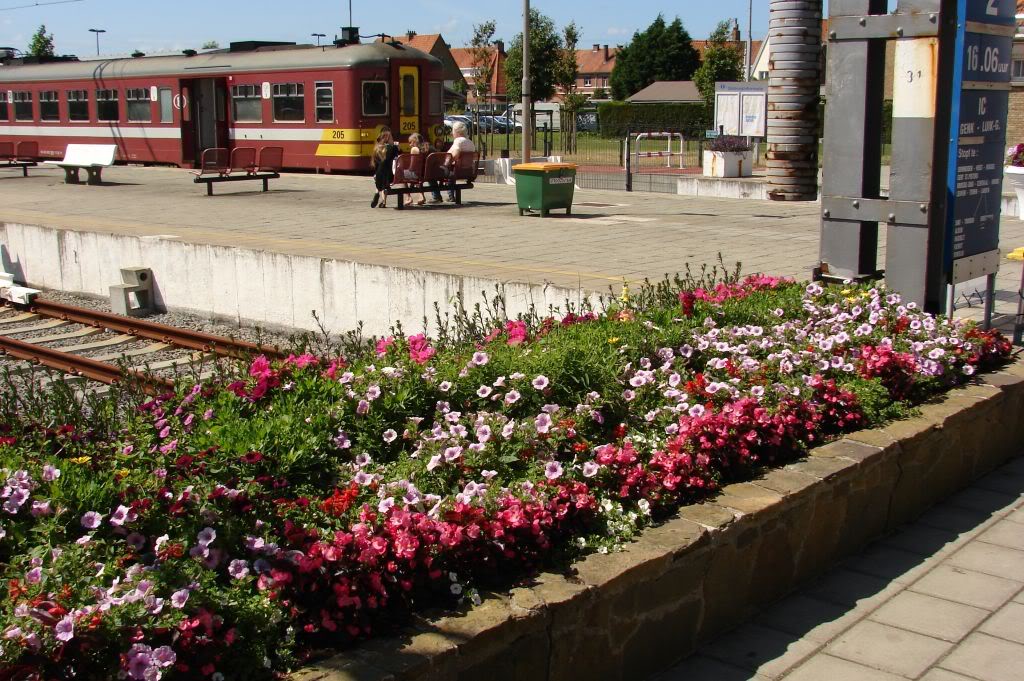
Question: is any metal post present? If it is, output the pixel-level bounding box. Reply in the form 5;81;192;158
983;273;996;330
818;0;887;281
746;0;753;81
625;132;632;192
521;0;532;163
1015;265;1024;345
766;0;822;201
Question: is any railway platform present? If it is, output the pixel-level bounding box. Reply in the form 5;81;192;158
0;164;1022;337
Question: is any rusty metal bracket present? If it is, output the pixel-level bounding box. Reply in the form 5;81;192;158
828;13;939;41
821;197;931;225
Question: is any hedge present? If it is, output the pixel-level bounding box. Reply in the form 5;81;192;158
597;101;710;138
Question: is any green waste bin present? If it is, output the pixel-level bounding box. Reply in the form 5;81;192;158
513;162;577;217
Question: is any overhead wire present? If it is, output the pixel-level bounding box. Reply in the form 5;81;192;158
0;0;84;11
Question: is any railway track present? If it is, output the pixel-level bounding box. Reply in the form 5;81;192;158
0;299;285;393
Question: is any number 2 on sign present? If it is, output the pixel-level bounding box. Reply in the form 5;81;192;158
987;0;998;16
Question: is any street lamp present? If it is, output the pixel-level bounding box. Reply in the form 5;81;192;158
88;28;106;56
311;33;326;46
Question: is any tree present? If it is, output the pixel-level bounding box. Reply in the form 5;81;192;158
27;24;55;58
554;22;584;152
469;21;497;105
504;9;563;104
693;21;744;110
592;87;608;100
609;15;700;100
201;40;220;50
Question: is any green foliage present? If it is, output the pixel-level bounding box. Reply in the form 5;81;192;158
597;100;709;137
469;21;497;98
693;20;744;110
592;87;608;100
201;40;220;50
505;9;563;103
609;15;701;100
27;24;55;58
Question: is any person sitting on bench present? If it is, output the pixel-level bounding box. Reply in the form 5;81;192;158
430;121;475;203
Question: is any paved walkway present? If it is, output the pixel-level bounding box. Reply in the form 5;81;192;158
652;456;1024;681
1;166;1022;331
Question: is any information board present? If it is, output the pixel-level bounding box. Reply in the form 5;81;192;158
945;0;1016;279
714;82;768;138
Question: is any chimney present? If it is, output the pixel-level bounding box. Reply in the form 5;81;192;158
406;30;417;41
603;44;609;61
731;20;740;43
495;40;504;54
592;43;600;52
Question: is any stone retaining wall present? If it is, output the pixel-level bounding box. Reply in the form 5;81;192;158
294;357;1024;681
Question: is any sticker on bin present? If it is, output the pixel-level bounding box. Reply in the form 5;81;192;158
548;177;574;185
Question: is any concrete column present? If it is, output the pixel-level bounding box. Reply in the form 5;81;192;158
766;0;823;202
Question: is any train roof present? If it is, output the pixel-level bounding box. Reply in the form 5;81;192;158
0;42;440;83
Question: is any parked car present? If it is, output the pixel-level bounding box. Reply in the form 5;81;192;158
493;115;521;132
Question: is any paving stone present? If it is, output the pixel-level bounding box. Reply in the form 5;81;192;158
946;487;1020;515
917;504;993;538
976;520;1024;552
754;594;860;644
946;541;1024;581
804;569;902;610
1008;506;1024;525
879;524;960;558
868;591;989;642
973;470;1024;496
978;601;1024;644
783;653;907;681
826;620;952;677
918;669;984;681
910;565;1022;610
651;654;767;681
701;623;817;679
843;545;934;585
939;632;1024;681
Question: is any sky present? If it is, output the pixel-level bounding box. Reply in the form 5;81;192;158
0;0;782;58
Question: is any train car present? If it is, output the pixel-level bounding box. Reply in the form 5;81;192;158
0;41;446;171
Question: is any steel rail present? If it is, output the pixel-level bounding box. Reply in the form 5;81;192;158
0;333;174;392
27;300;285;359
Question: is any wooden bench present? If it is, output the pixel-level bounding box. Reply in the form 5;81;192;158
386;152;478;209
191;146;282;196
0;141;39;177
43;143;116;185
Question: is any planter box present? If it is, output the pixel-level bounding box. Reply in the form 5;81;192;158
703;150;752;178
1005;165;1024;219
294;357;1024;681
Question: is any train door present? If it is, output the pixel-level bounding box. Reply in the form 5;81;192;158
180;77;229;165
396;65;419;142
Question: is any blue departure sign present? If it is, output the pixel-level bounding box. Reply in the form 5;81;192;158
945;0;1016;272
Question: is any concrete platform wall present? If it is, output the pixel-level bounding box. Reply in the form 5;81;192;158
0;221;599;337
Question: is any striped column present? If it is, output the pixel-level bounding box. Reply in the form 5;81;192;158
766;0;823;201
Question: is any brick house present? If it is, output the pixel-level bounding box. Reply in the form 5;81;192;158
380;32;465;91
1008;2;1024;145
450;43;507;105
574;44;617;97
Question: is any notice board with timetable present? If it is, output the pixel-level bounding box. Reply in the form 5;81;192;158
945;0;1016;282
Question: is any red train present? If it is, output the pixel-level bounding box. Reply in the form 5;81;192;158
0;41;445;171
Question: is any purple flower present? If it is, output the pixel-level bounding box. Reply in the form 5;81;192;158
356;400;370;415
353;471;374;486
582;461;600;478
109;505;131;527
443;446;463;462
41;465;60;482
170;589;190;609
54;615;74;642
476;425;492;442
197;527;217;546
477;385;493;398
532;375;549;390
152;646;176;668
25;567;42;584
382;429;398;443
81;511;102;530
228;559;250;579
426;455;442;472
504;390;521;405
535;413;552;434
30;500;51;517
472;351;489;366
544;461;563;480
439;381;453;393
366;385;381;401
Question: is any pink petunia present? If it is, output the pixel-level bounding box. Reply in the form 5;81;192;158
54;615;74;642
80;511;102;530
544;461;563;480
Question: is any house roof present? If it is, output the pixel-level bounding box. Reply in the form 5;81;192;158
576;46;618;74
691;39;762;62
627;80;702;103
378;33;444;53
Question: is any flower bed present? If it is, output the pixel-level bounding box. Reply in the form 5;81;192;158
0;276;1013;680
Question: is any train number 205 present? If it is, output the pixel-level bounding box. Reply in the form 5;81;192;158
331;130;346;139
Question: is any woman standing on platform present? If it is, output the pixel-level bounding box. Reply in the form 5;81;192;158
370;126;399;208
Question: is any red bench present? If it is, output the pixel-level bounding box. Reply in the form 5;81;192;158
191;146;282;195
0;141;39;177
386;151;479;209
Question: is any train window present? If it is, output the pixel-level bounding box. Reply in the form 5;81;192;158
96;89;119;122
428;81;443;116
401;74;416;116
12;92;33;122
159;88;173;123
0;92;7;122
126;88;151;123
362;81;388;116
271;82;304;122
67;90;89;121
39;91;59;122
231;85;262;123
315;81;333;123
